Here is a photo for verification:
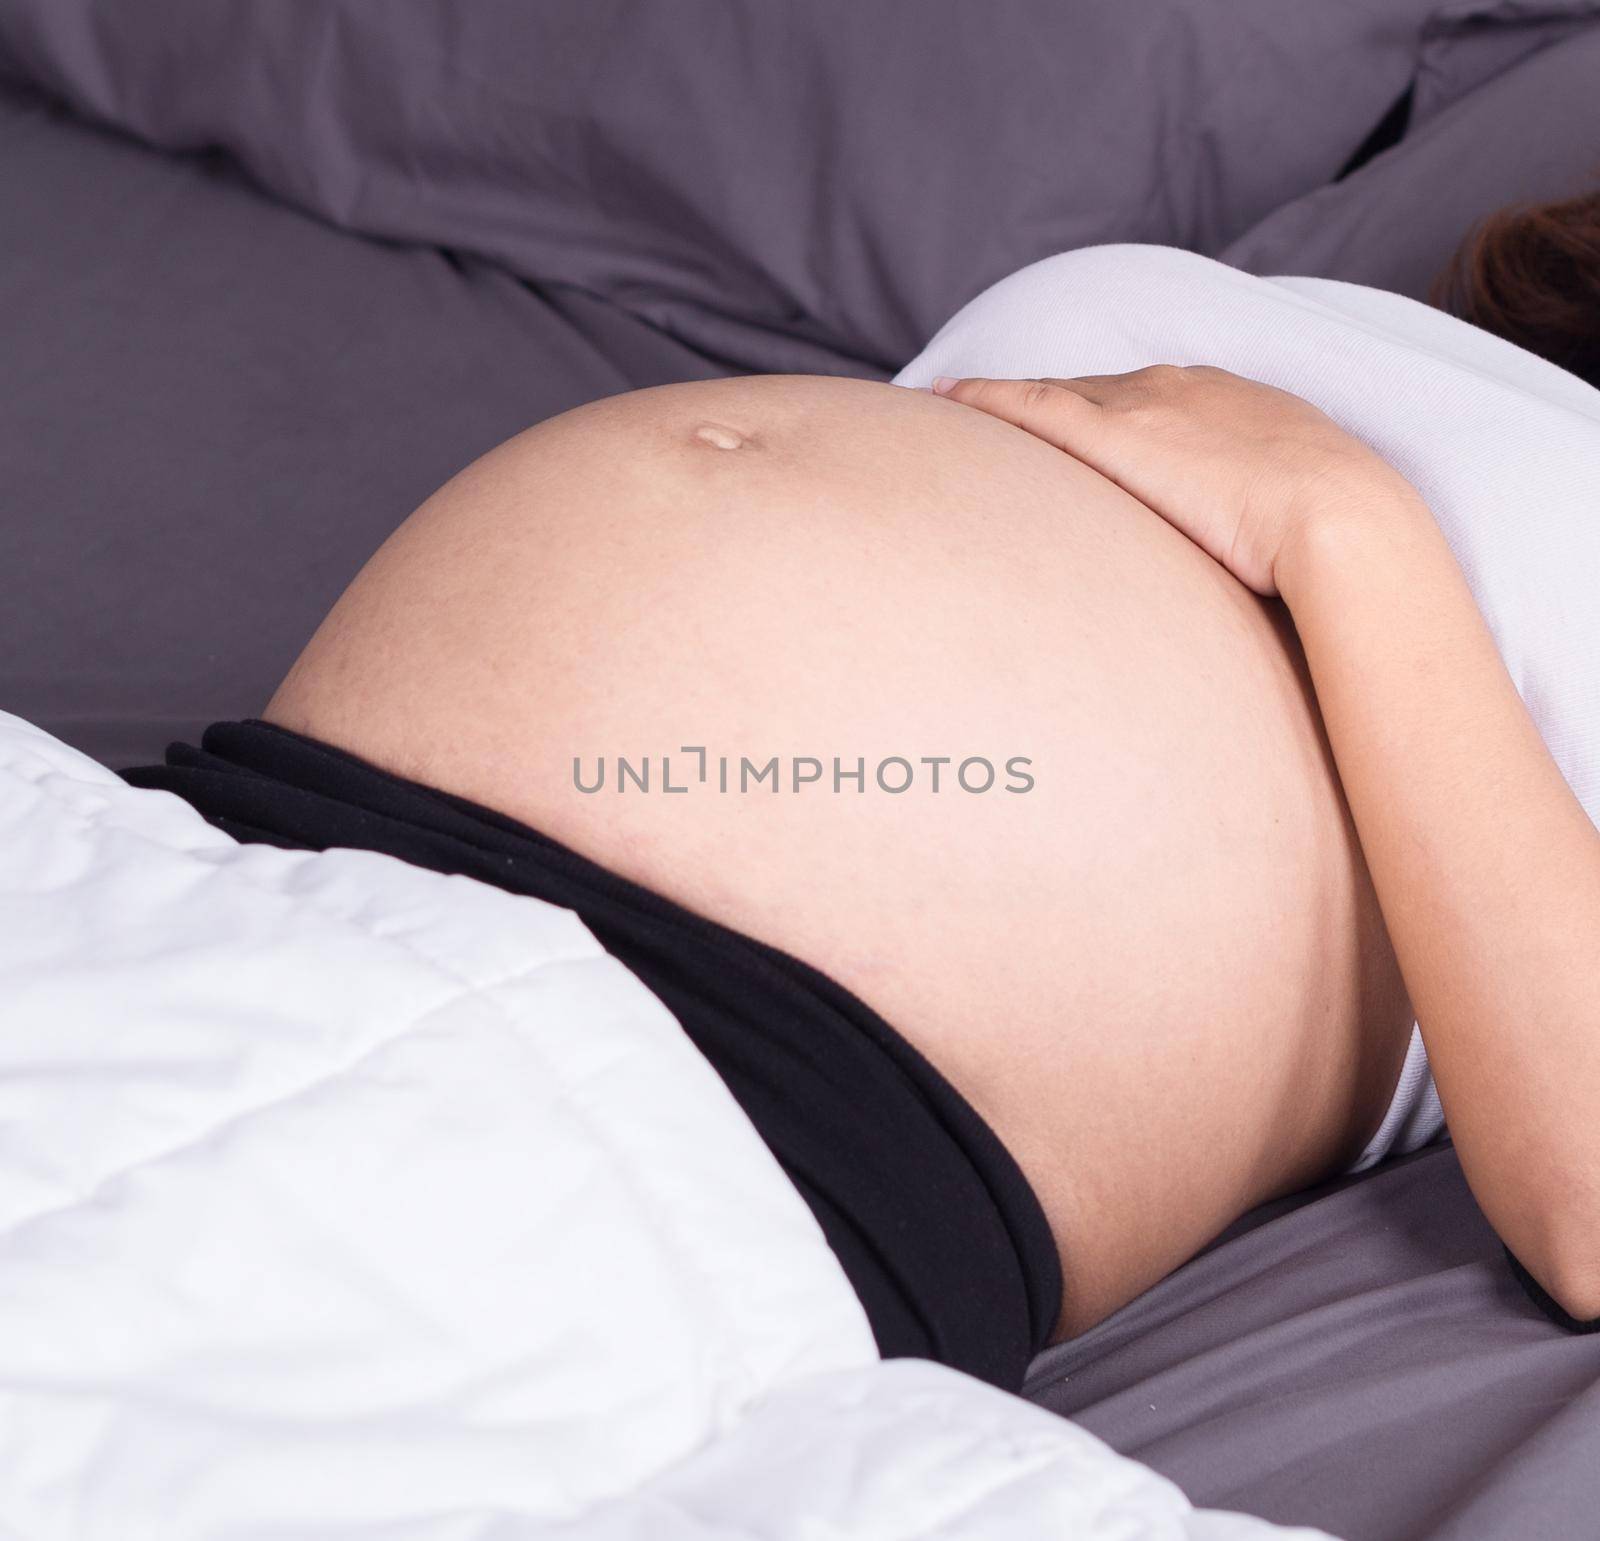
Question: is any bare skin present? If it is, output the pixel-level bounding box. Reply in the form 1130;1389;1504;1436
266;373;1415;1342
937;364;1600;1320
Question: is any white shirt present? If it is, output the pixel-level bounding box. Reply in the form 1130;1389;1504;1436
894;244;1600;1172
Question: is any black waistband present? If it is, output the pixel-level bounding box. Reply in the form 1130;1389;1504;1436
122;719;1063;1391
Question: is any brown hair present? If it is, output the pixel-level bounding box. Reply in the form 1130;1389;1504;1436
1430;183;1600;390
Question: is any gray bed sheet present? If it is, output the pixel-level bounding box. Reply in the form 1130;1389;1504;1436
5;10;1600;1537
1026;1143;1600;1539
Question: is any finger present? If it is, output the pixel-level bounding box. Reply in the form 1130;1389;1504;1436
1040;373;1121;406
929;376;1102;455
936;371;1137;410
1052;366;1184;404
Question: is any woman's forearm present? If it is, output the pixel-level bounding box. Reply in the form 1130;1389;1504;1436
1274;491;1600;1318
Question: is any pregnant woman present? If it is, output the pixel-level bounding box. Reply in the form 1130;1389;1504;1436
126;198;1600;1394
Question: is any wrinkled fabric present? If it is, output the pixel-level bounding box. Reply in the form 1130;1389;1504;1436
1029;1147;1600;1541
1221;25;1600;301
0;709;1334;1539
0;0;1527;372
123;717;1065;1393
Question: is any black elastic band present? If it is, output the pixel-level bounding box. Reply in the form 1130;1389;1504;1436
1503;1245;1600;1334
123;719;1064;1392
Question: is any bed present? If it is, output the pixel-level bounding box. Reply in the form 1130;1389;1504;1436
4;5;1600;1536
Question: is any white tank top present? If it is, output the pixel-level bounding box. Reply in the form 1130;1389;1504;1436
894;244;1600;1173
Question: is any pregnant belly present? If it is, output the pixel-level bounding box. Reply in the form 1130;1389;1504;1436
267;373;1413;1337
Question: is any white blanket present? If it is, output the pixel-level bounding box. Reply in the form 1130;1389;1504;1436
0;709;1327;1538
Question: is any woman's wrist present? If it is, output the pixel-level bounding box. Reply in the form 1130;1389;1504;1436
1271;478;1439;610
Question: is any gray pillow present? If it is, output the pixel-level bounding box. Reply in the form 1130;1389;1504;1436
0;0;1528;372
0;83;730;770
1409;0;1600;126
1221;23;1600;302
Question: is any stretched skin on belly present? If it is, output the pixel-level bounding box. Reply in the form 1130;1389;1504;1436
267;373;1414;1339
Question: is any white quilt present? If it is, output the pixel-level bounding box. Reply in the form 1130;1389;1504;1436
0;708;1329;1539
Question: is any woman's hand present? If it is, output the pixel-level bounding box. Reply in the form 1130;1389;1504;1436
932;366;1418;596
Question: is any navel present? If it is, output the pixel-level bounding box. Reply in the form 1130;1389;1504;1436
691;422;748;450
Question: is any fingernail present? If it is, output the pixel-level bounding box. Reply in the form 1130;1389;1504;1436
932;375;958;396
